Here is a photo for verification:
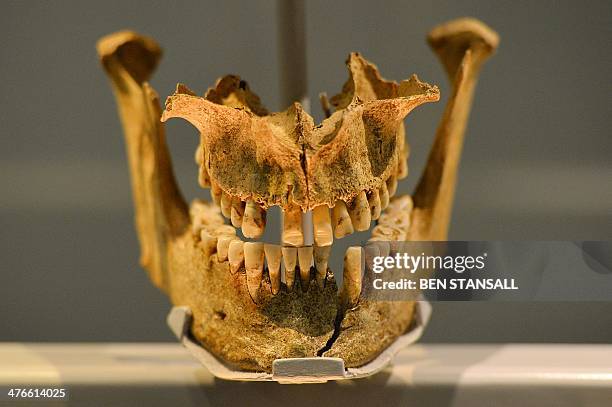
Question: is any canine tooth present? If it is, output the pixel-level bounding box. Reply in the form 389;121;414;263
264;244;282;295
332;201;354;239
314;245;331;288
210;181;223;206
386;175;398;197
244;242;265;301
199;230;217;256
228;240;245;274
220;193;232;218
342;246;363;308
367;190;382;220
217;235;235;261
282;205;304;247
298;246;313;290
379;182;390;210
312;205;333;246
230;197;245;228
348;191;371;232
282;247;297;291
241;199;266;238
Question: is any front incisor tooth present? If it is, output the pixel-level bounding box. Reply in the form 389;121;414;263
297;246;313;290
314;245;331;288
264;244;282;295
332;201;354;239
379;182;390;210
348;191;371;232
230;197;245;228
282;247;297;291
282;205;304;247
217;235;235;262
228;240;244;274
242;199;266;239
367;189;382;221
386;175;398;197
312;205;333;246
244;242;264;302
220;193;232;218
342;246;363;308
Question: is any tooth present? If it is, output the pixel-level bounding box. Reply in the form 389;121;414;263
314;245;331;288
298;246;313;290
372;224;406;241
199;230;218;256
342;246;363;308
398;156;408;179
282;247;297;291
368;238;391;258
228;240;245;274
230;197;245;228
242;199;266;239
367;189;382;221
220;192;232;218
332;201;354;239
312;205;333;246
244;242;265;302
386;175;398;197
388;195;414;213
379;182;390;210
217;235;236;261
195;145;203;165
210;181;223;206
282;205;304;247
348;191;371;232
198;166;210;188
264;244;282;295
213;224;237;236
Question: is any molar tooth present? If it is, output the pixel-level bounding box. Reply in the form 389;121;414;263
244;242;265;302
312;205;333;247
367;189;382;221
379;182;390;210
230;197;245;228
386;175;398;197
332;201;354;239
282;247;297;291
264;244;282;295
228;240;245;274
342;246;363;308
242;199;266;239
282;205;304;247
220;192;232;218
314;245;331;288
216;235;236;262
348;191;371;232
298;246;313;291
199;230;217;256
368;239;391;258
210;181;223;206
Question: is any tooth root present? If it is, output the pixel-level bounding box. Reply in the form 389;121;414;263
220;193;232;218
264;244;282;295
228;240;245;274
282;247;297;291
244;242;265;302
348;191;371;232
342;246;363;308
368;189;382;221
332;201;354;239
314;245;331;288
379;182;390;210
217;235;235;262
230;197;245;228
282;205;304;247
199;230;217;256
386;175;398;197
298;246;313;290
210;181;223;206
242;199;266;239
313;205;333;246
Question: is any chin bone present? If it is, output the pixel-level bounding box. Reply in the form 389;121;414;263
97;18;498;372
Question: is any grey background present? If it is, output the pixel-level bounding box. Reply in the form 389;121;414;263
1;0;611;344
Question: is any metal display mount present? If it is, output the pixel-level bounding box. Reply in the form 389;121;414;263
167;300;432;383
